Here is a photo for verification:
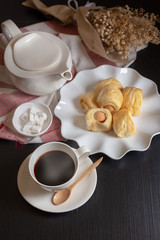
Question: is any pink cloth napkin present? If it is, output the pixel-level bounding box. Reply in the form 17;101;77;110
0;19;116;144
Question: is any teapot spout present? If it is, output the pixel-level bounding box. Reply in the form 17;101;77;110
61;70;72;81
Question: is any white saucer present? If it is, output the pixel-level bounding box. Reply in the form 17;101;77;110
17;154;97;213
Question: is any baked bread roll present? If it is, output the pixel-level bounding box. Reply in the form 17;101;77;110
122;87;143;116
85;108;112;132
93;78;123;100
97;85;123;112
113;109;136;137
80;92;98;113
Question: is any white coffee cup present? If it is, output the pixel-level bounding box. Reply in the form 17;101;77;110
29;142;90;191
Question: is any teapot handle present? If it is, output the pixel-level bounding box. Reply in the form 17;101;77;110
1;19;22;42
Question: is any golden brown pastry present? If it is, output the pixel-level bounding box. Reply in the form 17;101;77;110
122;87;143;116
97;85;123;112
80;92;98;113
93;78;123;100
85;108;112;132
113;109;136;137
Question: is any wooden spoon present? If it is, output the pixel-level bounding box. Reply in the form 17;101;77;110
52;157;103;205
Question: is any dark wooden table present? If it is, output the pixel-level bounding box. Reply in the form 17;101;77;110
0;1;160;240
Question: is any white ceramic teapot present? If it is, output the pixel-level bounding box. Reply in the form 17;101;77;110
1;19;73;96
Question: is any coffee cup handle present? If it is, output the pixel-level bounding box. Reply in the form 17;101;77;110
1;19;22;42
74;146;90;161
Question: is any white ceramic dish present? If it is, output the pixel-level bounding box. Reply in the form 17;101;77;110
17;153;97;213
13;33;62;71
54;65;160;159
1;20;72;96
12;102;52;137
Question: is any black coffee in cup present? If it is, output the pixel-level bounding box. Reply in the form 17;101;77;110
34;150;75;186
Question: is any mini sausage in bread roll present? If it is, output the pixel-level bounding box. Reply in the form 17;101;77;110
113;109;136;137
85;108;112;132
80;91;98;113
122;87;143;116
97;85;123;112
93;77;123;100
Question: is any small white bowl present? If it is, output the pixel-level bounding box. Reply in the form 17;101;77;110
12;102;53;137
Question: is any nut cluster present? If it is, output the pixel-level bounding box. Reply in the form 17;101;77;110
86;5;160;59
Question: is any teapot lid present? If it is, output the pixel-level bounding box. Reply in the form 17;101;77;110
13;33;61;71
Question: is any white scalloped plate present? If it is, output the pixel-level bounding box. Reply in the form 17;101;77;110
54;65;160;159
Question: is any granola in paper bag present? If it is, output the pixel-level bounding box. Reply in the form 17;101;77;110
22;1;160;66
77;5;160;66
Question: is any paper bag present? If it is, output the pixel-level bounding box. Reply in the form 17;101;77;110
22;1;160;66
23;0;76;24
76;6;131;65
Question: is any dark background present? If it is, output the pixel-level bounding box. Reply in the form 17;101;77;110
0;0;159;26
0;1;160;240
